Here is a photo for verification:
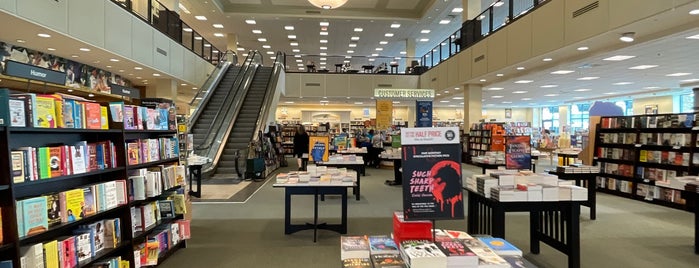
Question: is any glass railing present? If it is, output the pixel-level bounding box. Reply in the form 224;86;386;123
283;55;425;75
109;0;225;65
421;0;548;69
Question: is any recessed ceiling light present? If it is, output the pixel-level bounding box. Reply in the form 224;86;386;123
194;36;203;40
153;73;161;76
385;33;394;37
183;28;193;32
320;62;326;65
512;91;528;94
681;78;699;83
213;24;224;28
292;49;300;53
320;46;327;50
284;101;295;104
491;96;504;98
71;55;79;58
110;58;120;62
320;21;329;26
371;53;379;57
577;76;599;80
516;67;525;70
502;101;513;104
47;47;56;51
320;52;327;56
643;86;661;89
544;94;559;97
479;79;486;82
266;51;274;55
689;9;699;15
392;101;400;104
296;59;303;63
603;92;618;95
453;97;464;100
574;88;592;92
444;90;449;93
379;41;388;45
551;70;574;74
543;58;553;62
368;58;375;62
440;100;450;103
320;57;327;61
79;48;90;52
577;46;589;51
351;37;360;41
284;26;294;30
686;34;699;39
521;98;532;101
320;39;328;43
320;31;328;36
612;82;633;85
439;20;451;24
573;97;585;99
399;51;406;54
242;53;248;57
354;28;363;32
629;65;658;70
237;47;245;51
452;8;463;13
493;2;505;7
118;70;124;72
106;65;112;68
488;87;504;91
391;23;401;28
180;83;187;86
16;39;26;43
540;85;558;88
514;80;533;84
603;55;636;61
196;16;208;21
37;33;51;38
204;44;211;47
295;55;302;59
245;19;256;24
349;43;357;47
619;32;635;42
262;45;271;49
666;73;692;77
288;35;297;39
419;38;429;42
421;29;431;34
252;29;262;34
134;67;143;70
375;48;383;51
354;102;364;105
258;38;267;42
496;73;504;77
345;56;352;59
297;63;304;66
347;50;354;53
436;93;442;96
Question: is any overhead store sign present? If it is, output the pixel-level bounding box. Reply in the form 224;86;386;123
109;83;141;99
374;88;434;99
3;60;66;85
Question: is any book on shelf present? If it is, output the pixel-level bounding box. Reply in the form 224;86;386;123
43;240;59;268
8;97;27;127
368;235;399;255
434;239;479;268
34;95;56;128
370;254;406;268
171;194;187;215
176;220;191;240
477;237;523;256
0;261;12;268
460;238;509;268
11;150;25;184
103;218;122;249
82;186;97;218
73;231;91;263
16;196;49;237
58;236;77;268
60;188;84;223
46;193;61;227
157;200;176;219
20;243;44;268
341;258;372;268
341;236;370;260
399;240;447;268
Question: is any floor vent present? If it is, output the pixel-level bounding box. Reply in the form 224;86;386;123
573;1;599;18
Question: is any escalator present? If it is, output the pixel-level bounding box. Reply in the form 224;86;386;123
210;66;274;178
189;66;241;146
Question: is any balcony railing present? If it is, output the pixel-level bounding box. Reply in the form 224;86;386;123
283;54;425;75
110;0;224;65
421;0;549;69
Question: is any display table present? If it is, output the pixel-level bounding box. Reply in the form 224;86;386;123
465;188;583;268
334;149;368;175
273;182;355;242
549;171;598;220
557;152;580;166
472;161;506;174
380;155;402;186
315;160;364;200
188;164;202;198
680;190;699;254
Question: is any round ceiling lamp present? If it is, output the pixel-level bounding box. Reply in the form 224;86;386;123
308;0;348;9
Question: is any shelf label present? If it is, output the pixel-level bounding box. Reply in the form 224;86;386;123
4;60;66;85
109;83;141;99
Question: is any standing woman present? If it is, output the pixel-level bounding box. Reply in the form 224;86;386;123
293;125;310;171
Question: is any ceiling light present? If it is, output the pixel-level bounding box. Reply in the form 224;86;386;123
439;20;451;24
37;33;51;38
577;46;589;51
493;2;505;7
153;73;161;76
320;46;327;50
109;58;120;62
320;52;327;56
452;8;463;13
354;28;363;32
296;59;303;63
689;9;699;15
290;42;299;46
266;51;274;55
686;34;699;39
320;57;326;60
297;63;304;66
292;49;300;52
284;101;295;104
258;38;267;42
667;73;692;76
285;26;295;30
385;33;394;37
288;35;297;39
643;86;661;89
612;82;633;85
399;51;406;55
629;65;658;70
488;87;504;91
237;47;245;51
619;32;635;42
379;41;388;45
392;101;400;104
349;43;357;47
71;55;79;58
16;39;26;43
577;76;599;80
118;70;124;72
544;94;559;97
183;28;193;32
371;53;379;57
681;78;699;83
479;79;486;82
516;67;525;70
195;16;208;21
502;101;513;104
603;92;617;95
320;62;326;65
242;53;248;56
375;48;383;51
491;96;504;98
47;48;56;51
294;55;302;58
368;58;375;62
134;67;143;70
204;44;211;47
345;56;352;59
252;30;262;34
106;66;112;68
440;101;450;103
194;36;203;40
354;102;364;105
551;70;574;74
436;94;441;96
421;29;431;34
262;45;271;49
512;91;527;94
514;80;533;84
453;97;464;100
419;38;429;42
347;50;354;53
521;98;532;101
351;36;360;41
343;60;350;63
245;19;256;24
540;85;558;88
180;83;187;86
573;97;585;99
391;24;401;28
79;48;90;52
543;58;553;62
320;21;330;26
320;39;328;43
320;32;328;35
213;24;224;28
496;73;504;77
320;100;329;103
603;55;636;61
574;88;592;92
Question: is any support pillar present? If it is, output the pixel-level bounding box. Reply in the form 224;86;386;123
147;79;178;101
463;84;483;127
227;34;240;63
465;0;482;20
558;105;569;133
693;88;699;112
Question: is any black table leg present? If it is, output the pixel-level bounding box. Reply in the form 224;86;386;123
354;168;360;201
695;203;699;254
341;189;348;233
313;190;319;242
567;203;581;268
530;210;541;254
482;166;487;174
492;206;506;238
466;191;477;234
284;188;292;234
588;178;596;220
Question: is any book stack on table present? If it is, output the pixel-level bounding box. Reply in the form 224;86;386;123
274;168;357;185
380;148;402;159
556;164;600;174
339;147;368;154
472;151;505;165
466;170;588;202
325;154;360;163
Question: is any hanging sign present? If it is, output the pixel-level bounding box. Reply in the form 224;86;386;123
4;60;66;85
416;100;433;127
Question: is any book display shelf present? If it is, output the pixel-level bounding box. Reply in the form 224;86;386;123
281;124;297;156
594;113;697;210
0;88;190;268
467;122;504;163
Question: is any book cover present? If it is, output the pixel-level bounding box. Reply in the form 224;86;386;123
341;258;372;268
58;236;77;268
62;99;75;128
49;146;63;177
477;237;523;256
103;181;119;211
157;200;175;219
100;106;109;129
46;193;61;227
341;236;370;260
170;223;180;248
73;231;92;263
124;105;135;130
9;98;27;127
130;207;143;234
177;220;191;239
87;143;98;171
73;102;83;129
71;142;88;174
62;189;84;222
134;106;144;130
87;220;105;255
104;218;121;249
34;96;57;128
61;145;72;176
11;93;35;127
11;150;26;184
115;180;128;205
82;186;96;217
84;102;101;129
127;142;140;165
108;102;124;123
155;229;169;253
368;235;399;255
371;254;406;268
43;240;59;268
21;196;49;237
20;243;44;268
435;239;478;257
144;239;160;266
146;108;157;130
172;194;186;214
38;147;51;179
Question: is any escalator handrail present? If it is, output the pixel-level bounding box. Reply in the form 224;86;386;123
250;51;285;147
187;49;238;129
195;51;258;151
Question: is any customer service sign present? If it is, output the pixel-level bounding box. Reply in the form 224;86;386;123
374;88;435;99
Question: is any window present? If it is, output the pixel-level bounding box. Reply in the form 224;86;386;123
680;94;694;113
570;104;590;131
615;100;634;116
541;106;559;134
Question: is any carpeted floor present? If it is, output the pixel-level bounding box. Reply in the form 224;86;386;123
162;158;699;268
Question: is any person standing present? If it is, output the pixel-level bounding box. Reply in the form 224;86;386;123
293;125;310;171
371;131;384;168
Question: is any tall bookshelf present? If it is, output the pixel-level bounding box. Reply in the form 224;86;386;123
467;122;505;162
280;124;297;156
594;113;696;210
0;91;189;267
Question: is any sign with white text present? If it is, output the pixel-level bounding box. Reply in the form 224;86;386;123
401;127;460;145
4;60;66;85
374;88;435;99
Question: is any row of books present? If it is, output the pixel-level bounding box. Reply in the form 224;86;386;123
11;140;117;183
127;165;186;201
8;92;109;129
599;132;693;146
599;132;637;145
126;138;179;166
600;114;694;129
600;163;634;177
109;102;175;131
596;177;687;205
133;219;191;268
555;164;600;174
638;167;684;183
129;194;187;236
19;217;123;268
639;150;690;166
16;181;128;238
341;230;524;268
466;171;588;201
596;147;635;161
275;168;357;185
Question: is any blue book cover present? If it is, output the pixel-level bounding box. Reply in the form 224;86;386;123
0;260;13;268
96;183;107;213
63;99;75;128
158;108;168;130
477;237;522;255
95;144;105;170
73;102;83;129
21;196;48;237
368;236;399;254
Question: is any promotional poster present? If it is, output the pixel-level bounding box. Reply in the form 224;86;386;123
308;136;330;162
401;127;463;220
416;100;433;127
505;136;532;170
376;100;393;130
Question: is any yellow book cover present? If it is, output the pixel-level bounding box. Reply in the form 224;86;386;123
119;260;130;268
35;96;57;128
63;189;84;222
171;194;187;214
0;207;3;244
53;97;64;128
639;150;647;162
100;106;109;129
43;240;59;268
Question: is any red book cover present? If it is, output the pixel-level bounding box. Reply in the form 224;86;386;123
177;220;191;239
58;236;77;268
49;146;64;178
87;143;98;171
127;142;140;165
62;145;72;176
84;102;102;129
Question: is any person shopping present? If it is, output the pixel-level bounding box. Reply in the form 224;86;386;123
370;131;384;168
293;125;310;171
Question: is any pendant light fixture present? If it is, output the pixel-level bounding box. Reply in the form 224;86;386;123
307;0;348;9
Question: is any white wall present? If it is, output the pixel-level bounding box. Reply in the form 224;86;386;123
633;96;674;115
482;108;533;122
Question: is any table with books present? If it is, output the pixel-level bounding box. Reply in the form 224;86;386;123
314;157;364;200
334;148;368;175
379;151;402;186
273;169;358;242
464;171;587;268
548;165;600;220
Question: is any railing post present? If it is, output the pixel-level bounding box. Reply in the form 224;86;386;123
509;0;514;22
147;0;153;24
489;7;494;33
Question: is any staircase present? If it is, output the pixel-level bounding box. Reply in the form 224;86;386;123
190;66;241;147
212;66;273;177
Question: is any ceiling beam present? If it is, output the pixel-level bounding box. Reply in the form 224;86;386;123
221;4;423;20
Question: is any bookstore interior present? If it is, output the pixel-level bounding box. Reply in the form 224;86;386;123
1;0;699;267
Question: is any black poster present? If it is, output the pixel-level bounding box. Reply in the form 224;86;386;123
402;144;464;220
